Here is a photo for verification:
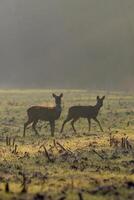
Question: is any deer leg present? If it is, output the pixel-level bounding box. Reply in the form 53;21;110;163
60;117;72;133
87;118;91;132
50;121;55;137
32;120;39;135
94;118;103;132
71;118;78;133
23;119;33;137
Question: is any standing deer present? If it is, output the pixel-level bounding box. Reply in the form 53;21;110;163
23;93;63;137
60;96;105;133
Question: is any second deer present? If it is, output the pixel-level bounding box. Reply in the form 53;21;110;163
24;93;63;137
60;96;105;133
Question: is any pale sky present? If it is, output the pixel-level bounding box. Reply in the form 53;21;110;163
0;0;134;90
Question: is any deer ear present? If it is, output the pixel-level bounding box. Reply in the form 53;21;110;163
97;96;99;100
52;93;56;98
102;96;105;100
60;93;63;98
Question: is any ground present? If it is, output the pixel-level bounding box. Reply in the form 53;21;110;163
0;89;134;200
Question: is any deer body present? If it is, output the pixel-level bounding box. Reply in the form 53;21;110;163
23;93;63;137
27;105;62;121
68;105;100;119
60;96;105;133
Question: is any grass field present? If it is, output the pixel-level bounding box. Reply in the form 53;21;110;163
0;89;134;200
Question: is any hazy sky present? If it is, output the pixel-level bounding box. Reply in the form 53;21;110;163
0;0;134;90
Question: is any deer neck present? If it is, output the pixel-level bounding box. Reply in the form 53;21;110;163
55;103;62;114
94;103;102;112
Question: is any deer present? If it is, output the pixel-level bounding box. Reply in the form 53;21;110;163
23;93;63;137
60;96;105;133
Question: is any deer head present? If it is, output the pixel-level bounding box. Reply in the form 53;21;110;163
52;93;63;106
96;96;105;108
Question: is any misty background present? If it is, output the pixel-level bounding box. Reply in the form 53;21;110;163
0;0;134;90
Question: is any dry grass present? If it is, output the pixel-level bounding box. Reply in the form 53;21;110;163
0;89;134;200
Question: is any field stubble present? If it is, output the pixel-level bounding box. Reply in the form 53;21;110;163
0;90;134;200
